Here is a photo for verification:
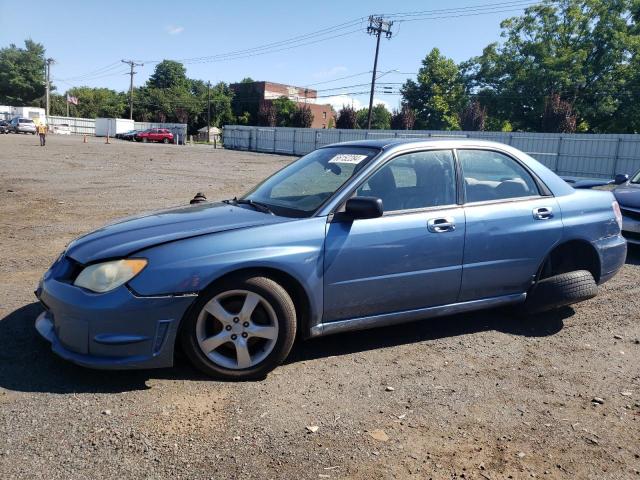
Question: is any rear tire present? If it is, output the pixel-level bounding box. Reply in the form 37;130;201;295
522;270;597;315
163;138;169;144
180;275;297;380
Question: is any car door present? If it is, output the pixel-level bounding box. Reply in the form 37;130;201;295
323;149;465;322
457;148;562;301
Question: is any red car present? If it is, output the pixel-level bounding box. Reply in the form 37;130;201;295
135;128;174;144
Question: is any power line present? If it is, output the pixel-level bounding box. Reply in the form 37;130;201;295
381;0;539;18
141;17;367;64
55;62;124;82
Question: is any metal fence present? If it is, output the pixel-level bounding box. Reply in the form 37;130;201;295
223;125;640;179
45;116;187;137
47;115;96;135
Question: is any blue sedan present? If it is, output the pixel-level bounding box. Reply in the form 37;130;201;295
35;139;627;379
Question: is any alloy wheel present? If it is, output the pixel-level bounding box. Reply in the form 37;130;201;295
195;289;279;369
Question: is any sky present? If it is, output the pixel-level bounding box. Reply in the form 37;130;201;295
0;0;533;111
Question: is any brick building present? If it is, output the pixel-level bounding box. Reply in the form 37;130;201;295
230;81;335;129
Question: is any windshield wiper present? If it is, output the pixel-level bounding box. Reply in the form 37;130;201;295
223;197;274;215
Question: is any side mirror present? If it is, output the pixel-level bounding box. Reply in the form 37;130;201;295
614;174;629;185
344;197;383;220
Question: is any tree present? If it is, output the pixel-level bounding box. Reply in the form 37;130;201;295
0;39;46;105
541;93;577;133
462;0;635;132
62;87;127;118
257;101;276;126
336;105;357;129
291;104;314;128
356;104;391;129
271;96;297;127
131;61;237;134
147;60;188;89
460;100;487;131
401;48;467;130
390;104;417;130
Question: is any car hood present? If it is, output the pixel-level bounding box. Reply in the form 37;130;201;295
614;183;640;209
66;202;292;264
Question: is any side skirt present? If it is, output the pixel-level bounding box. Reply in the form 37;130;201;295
309;293;526;337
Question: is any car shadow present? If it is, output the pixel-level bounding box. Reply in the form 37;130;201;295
287;306;571;364
0;301;570;393
0;302;206;394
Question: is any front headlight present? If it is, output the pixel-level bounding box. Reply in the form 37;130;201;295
74;259;147;293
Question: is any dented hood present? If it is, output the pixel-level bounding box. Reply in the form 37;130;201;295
65;202;291;264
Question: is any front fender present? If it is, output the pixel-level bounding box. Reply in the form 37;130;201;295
128;216;327;325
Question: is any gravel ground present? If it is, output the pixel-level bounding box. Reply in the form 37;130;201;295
0;133;639;480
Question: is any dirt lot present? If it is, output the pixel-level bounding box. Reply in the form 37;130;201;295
0;133;639;480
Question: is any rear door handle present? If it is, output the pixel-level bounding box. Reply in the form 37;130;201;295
427;217;456;233
533;207;554;220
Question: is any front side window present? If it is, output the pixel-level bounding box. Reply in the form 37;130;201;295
458;149;539;203
245;146;380;216
630;169;640;184
355;150;457;212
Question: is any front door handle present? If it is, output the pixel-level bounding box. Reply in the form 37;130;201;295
427;217;456;233
533;207;554;220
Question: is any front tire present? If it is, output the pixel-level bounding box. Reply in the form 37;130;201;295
142;137;148;143
163;137;169;144
181;275;297;380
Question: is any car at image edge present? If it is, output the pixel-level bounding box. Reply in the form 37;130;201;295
611;169;640;245
35;138;627;380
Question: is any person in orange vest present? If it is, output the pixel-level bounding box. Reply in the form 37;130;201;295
37;123;47;146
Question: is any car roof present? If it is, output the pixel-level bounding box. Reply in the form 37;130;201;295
322;137;513;151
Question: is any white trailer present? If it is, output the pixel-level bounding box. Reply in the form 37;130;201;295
11;106;46;123
95;118;135;137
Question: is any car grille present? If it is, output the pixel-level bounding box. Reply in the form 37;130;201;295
621;208;640;222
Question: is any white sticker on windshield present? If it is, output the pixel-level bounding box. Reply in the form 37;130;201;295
328;154;368;165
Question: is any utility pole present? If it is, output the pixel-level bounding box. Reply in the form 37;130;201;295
122;59;143;120
207;81;211;143
366;16;393;129
45;58;54;118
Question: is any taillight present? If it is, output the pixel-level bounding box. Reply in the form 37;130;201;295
612;201;623;230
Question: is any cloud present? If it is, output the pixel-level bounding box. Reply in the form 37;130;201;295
322;95;392;112
166;25;184;35
312;66;348;79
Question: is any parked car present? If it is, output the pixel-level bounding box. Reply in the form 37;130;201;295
51;124;71;135
135;128;174;143
10;117;36;134
561;172;638;245
35;139;626;379
0;120;9;134
118;129;140;141
609;170;640;245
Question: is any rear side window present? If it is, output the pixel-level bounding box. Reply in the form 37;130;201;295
356;150;457;212
458;149;539;203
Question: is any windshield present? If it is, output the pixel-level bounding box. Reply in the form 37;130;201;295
631;170;640;184
244;146;380;216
